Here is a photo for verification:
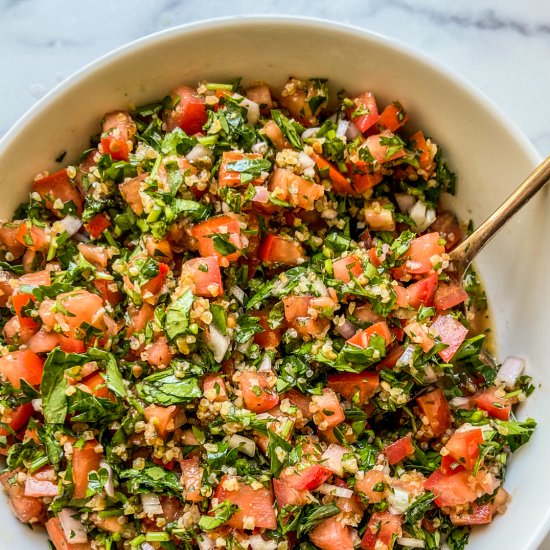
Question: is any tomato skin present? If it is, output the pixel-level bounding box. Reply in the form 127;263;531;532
72;440;102;499
269;168;324;210
24;466;59;497
0;223;26;258
310;516;355;550
219;151;263;187
191;215;242;265
239;371;279;413
251;310;284;349
141;262;169;299
361;511;402;550
181;256;223;298
474;387;512;420
32;169;83;217
327;371;379;405
416;389;451;437
311;152;354;194
0;349;44;388
143;404;180;439
434;281;469;311
354;469;386;503
273;477;310;507
348;91;379;133
16;222;49;252
213;475;277;530
347;321;392;348
0;402;33;437
311;388;345;429
12;291;39;329
384;435;415;465
378;101;409;132
440;454;465;475
403;232;445;275
101;110;135;161
450;503;493;526
431;314;468;362
259;234;306;265
350;171;383;193
82;372;115;401
165;86;208;134
332;254;363;283
445;428;484;471
180;455;204;502
93;278;122;306
84;213;111;239
424;469;478;507
410;130;434;172
119;174;146;216
286;463;333;491
377;344;405;370
399;273;439;309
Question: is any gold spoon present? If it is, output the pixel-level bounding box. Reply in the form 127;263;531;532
449;156;550;279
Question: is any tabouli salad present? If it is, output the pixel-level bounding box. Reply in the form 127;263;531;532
0;77;536;550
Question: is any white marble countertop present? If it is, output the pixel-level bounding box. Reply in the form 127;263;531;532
1;0;549;547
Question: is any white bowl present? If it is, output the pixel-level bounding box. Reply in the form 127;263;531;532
0;16;547;550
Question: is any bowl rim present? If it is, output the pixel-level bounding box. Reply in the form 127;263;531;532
0;14;546;549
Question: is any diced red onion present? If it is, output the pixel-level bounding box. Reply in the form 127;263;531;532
395;193;416;213
317;483;353;498
248;535;278;550
321;443;347;476
185;144;213;162
396;537;426;548
301;127;320;140
59;508;88;544
207;323;230;363
496;356;525;389
230;285;245;304
336;319;356;340
258;354;273;372
100;460;115;498
346;121;362;140
252;186;269;204
59;215;83;237
336;119;349;138
227;434;256;457
141;493;163;515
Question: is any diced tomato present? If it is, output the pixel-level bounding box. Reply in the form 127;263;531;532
181;256;222;298
284;389;313;420
141;262;169;298
434;281;469;311
82;372;115;401
191;215;242;265
93;278;122;306
431;314;468;362
410;130;434;173
361;511;402;550
273;477;310;507
0;223;26;258
119;174;146;216
363;200;395;231
286;463;333;491
72;440;102;499
430;211;463;251
219;151;263;187
0;403;33;437
0;471;44;524
77;243;112;269
46;517;91;550
282;295;331;339
180;455;204;502
239;371;279;413
360;131;406;164
403;232;445;275
311;152;354;194
327;371;379;405
445;428;483;471
283;295;310;321
32;169;83;217
0;275;14;308
12;291;39;329
0;349;44;388
165;86;208;135
101;110;135;161
425;469;478;507
145;336;173;367
213;475;277;530
269;168;324;210
416;389;451;437
449;502;493;526
347;321;392;348
310;516;355;550
354;469;386;503
24;466;58;497
354;303;384;325
58;336;86;353
399;273;439;309
350;171;383;193
202;374;228;402
27;328;59;353
332;254;363;283
143;404;180;439
263;120;288;150
368;246;383;267
348;91;379;133
384;435;415;465
258;234;306;265
440;454;465;475
251;310;284;349
311;388;345;429
474;387;512;421
245;84;273;114
16;222;49;252
378;101;409;132
84;213;111;239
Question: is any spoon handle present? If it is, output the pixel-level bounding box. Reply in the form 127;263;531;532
449;155;550;272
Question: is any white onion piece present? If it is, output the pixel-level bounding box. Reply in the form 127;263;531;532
321;443;347;476
258;354;273;372
409;201;431;232
346;121;362;140
388;486;411;514
236;339;253;354
395;193;416;213
248;535;278;550
298;151;315;170
59;215;83;237
141;544;156;550
303;166;316;179
32;398;42;412
396;537;426;548
317;483;353;498
59;508;88;544
301;126;320;140
228;434;256;457
336;119;349;138
251;141;268;155
396;344;415;368
424;365;437;383
336;319;356;340
207;323;230;363
197;534;216;550
230;285;245;304
100;460;115;498
186;144;213;162
496;356;525;389
425;208;436;227
240;97;260;125
141;493;163;515
450;396;471;408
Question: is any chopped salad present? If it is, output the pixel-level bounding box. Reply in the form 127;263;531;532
0;77;536;550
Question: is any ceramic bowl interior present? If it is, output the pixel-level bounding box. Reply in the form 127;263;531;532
0;16;547;550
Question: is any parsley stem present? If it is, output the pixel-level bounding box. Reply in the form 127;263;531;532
145;532;171;542
205;82;233;91
29;453;50;473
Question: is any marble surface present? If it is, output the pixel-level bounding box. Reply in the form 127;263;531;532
1;0;550;547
